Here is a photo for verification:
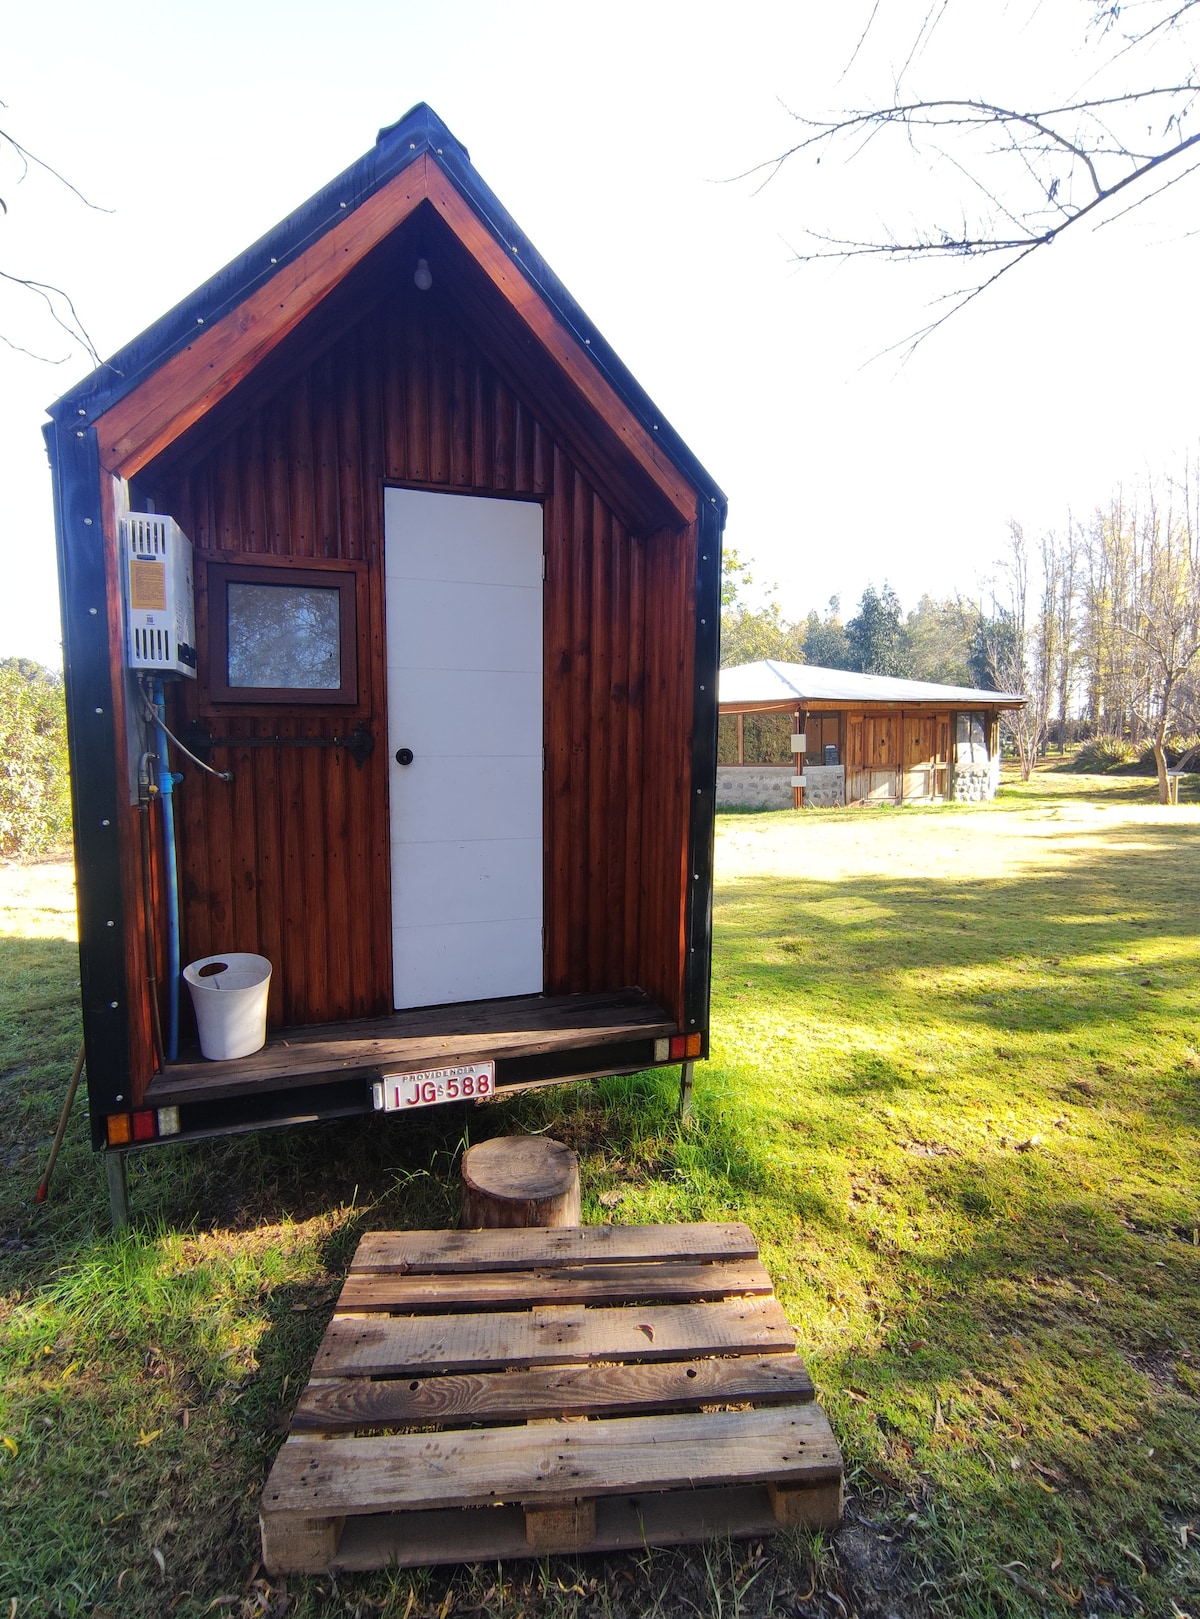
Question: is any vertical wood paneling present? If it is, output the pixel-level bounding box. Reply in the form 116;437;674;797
144;280;693;1047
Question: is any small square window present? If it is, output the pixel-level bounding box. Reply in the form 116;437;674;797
206;563;359;705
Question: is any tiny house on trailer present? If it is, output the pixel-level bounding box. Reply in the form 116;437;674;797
45;105;725;1198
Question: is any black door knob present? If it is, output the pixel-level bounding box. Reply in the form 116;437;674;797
395;747;414;766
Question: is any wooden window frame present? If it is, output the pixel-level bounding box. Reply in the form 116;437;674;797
202;556;365;709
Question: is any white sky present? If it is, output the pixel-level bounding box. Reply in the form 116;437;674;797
3;0;1197;666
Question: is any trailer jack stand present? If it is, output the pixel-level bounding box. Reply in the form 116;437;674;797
679;1060;695;1123
105;1153;130;1230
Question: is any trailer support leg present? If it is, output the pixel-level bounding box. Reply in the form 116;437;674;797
679;1061;695;1123
105;1152;130;1231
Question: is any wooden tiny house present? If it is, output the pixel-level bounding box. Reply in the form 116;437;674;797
46;106;725;1162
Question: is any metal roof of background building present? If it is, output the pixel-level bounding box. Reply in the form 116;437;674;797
719;659;1026;708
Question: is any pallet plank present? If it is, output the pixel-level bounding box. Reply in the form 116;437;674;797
291;1353;816;1432
337;1258;773;1313
262;1404;841;1518
267;1481;843;1574
314;1296;795;1376
351;1222;758;1274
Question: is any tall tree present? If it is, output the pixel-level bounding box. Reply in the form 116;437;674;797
802;597;853;669
719;548;806;667
846;583;910;676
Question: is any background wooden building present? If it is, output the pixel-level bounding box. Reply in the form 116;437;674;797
45;104;725;1164
718;661;1026;808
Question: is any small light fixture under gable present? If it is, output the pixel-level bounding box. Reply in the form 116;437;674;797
413;257;433;292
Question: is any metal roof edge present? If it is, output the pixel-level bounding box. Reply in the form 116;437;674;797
46;104;726;516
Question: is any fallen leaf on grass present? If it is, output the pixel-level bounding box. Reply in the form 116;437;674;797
1051;1540;1063;1572
1031;1461;1067;1484
1180;1522;1195;1548
1033;1476;1057;1493
2;1435;17;1457
933;1398;945;1431
1119;1544;1146;1579
598;1191;624;1208
1049;1579;1082;1605
842;1386;869;1403
151;1548;166;1576
136;1428;163;1446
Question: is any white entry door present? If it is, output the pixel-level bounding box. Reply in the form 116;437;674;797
384;488;544;1009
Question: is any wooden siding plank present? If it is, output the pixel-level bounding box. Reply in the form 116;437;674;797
313;1296;794;1377
422;166;696;523
95;158;435;477
263;1404;838;1518
291;1353;815;1432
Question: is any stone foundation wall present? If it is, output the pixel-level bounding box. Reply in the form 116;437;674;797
804;764;845;807
716;766;795;808
952;764;993;803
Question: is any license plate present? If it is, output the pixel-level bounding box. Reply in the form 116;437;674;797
372;1062;496;1112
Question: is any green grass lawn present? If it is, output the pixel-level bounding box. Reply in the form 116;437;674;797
2;772;1198;1618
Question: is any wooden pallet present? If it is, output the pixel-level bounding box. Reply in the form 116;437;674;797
260;1222;843;1572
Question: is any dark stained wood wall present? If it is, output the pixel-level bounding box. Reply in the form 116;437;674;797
137;279;694;1060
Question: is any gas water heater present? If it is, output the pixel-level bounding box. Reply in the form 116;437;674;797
121;513;197;677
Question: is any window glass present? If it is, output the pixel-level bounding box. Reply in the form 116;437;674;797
227;582;341;690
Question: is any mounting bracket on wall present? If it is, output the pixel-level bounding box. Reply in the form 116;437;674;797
184;721;375;769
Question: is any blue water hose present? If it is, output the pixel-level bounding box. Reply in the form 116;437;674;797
152;679;183;1062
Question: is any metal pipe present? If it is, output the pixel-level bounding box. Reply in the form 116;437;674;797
152;678;182;1062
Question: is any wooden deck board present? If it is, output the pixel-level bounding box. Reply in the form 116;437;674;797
145;987;674;1105
290;1353;816;1432
337;1258;773;1313
314;1296;795;1376
352;1221;759;1273
264;1405;841;1518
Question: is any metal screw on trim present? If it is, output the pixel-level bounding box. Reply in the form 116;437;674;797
196;317;204;325
270;257;278;264
114;1094;123;1102
693;873;700;880
89;608;98;615
94;707;103;714
110;1001;119;1009
101;819;110;827
77;408;87;417
436;147;443;155
106;920;114;928
76;431;84;438
699;684;705;691
340;201;347;208
84;517;93;526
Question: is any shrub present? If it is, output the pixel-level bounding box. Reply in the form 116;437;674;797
0;658;72;858
1072;735;1137;772
1137;735;1200;772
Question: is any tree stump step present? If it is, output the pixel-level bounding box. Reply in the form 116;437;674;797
460;1135;581;1229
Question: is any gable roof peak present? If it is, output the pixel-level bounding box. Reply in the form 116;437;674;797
375;103;470;165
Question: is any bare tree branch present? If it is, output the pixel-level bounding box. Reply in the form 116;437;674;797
743;4;1200;349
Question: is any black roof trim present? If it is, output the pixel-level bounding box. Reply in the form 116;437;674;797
47;103;725;515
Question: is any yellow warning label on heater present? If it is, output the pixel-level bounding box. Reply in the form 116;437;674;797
129;559;167;612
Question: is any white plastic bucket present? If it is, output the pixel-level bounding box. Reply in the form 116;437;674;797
183;953;272;1061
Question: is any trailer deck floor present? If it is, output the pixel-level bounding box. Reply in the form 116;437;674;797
144;988;676;1107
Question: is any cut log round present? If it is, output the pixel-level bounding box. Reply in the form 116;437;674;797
461;1135;581;1229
